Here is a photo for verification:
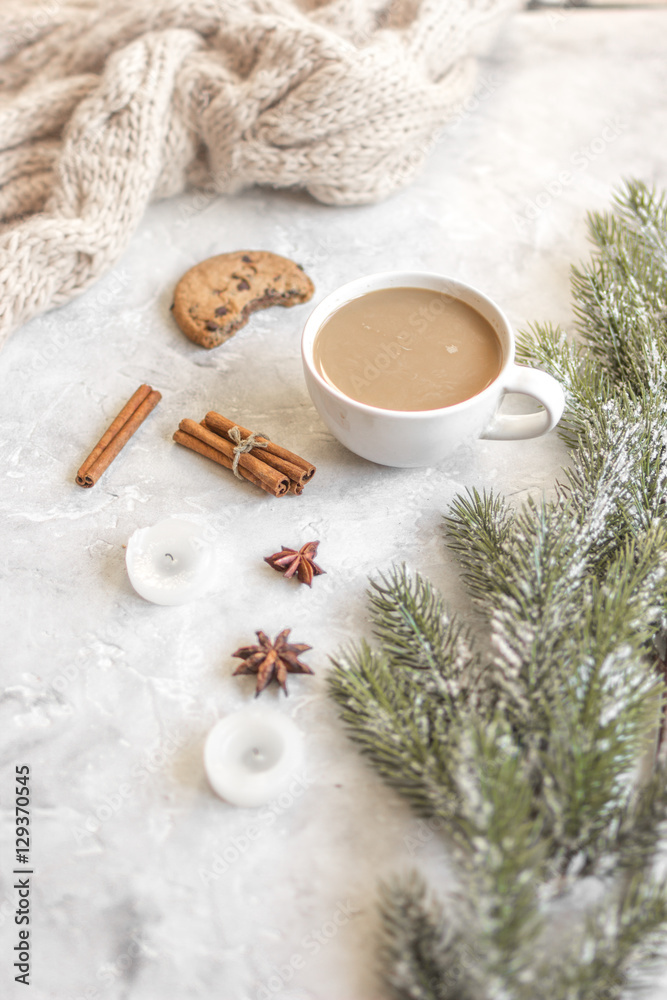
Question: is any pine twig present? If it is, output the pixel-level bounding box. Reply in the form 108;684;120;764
329;179;667;1000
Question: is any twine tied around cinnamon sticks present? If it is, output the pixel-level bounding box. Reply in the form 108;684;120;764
173;412;315;497
227;426;270;480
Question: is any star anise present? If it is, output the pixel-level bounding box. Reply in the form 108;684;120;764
264;540;325;587
231;629;314;696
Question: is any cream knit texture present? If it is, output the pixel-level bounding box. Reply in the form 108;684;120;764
0;0;516;342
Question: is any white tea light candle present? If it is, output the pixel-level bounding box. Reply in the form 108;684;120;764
204;708;305;807
125;519;216;606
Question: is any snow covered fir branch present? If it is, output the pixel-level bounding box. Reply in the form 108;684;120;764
328;180;667;1000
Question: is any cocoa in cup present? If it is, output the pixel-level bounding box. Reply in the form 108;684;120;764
301;272;565;468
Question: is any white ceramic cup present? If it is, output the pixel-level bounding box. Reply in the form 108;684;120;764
301;272;565;468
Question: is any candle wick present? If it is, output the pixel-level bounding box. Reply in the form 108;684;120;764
165;553;174;561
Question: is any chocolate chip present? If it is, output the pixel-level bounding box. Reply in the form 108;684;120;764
205;320;219;331
241;255;252;263
237;279;250;291
215;305;229;316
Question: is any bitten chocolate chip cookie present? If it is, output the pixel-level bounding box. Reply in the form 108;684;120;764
171;251;315;349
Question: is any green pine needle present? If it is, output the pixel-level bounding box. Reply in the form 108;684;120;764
328;179;667;1000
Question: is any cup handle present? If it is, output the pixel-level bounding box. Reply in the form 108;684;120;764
481;364;565;441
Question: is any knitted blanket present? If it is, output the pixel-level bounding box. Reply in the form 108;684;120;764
0;0;516;344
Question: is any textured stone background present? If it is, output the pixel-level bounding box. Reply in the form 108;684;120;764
1;10;666;1000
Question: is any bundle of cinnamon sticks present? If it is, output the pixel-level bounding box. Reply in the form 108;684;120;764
174;412;315;497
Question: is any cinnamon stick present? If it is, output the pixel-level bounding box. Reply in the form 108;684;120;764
173;427;289;497
76;384;161;488
196;419;307;486
177;419;289;496
203;412;316;483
